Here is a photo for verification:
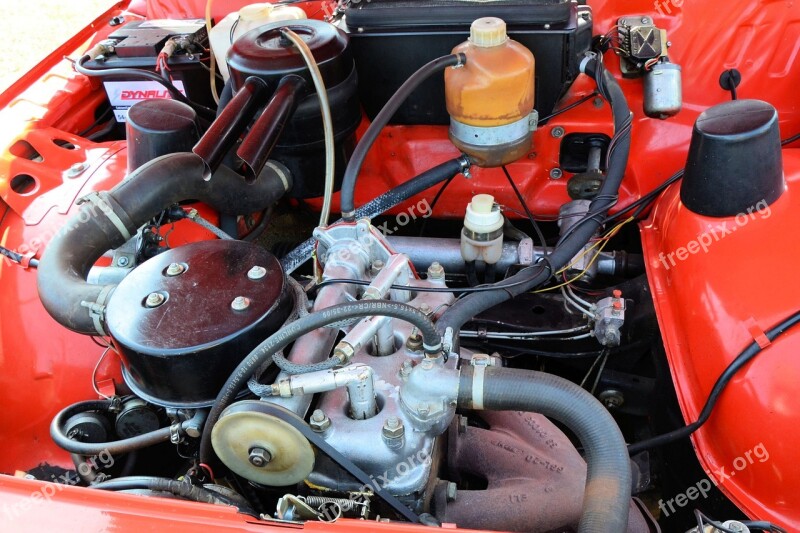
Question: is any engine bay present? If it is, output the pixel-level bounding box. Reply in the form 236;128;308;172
1;1;799;532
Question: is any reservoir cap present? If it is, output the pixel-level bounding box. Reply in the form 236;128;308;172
470;17;508;48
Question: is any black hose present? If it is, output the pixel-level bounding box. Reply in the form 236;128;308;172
465;261;480;287
199;300;442;464
37;153;291;335
51;400;190;455
340;53;466;219
92;476;254;514
459;366;631;533
628;309;800;454
75;55;216;120
280;155;470;274
435;56;632;342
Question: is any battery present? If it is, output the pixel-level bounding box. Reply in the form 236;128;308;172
84;19;215;122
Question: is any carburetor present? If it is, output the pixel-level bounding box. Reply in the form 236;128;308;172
213;219;457;509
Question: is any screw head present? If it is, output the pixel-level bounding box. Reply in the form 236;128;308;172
231;296;250;311
427;262;445;281
551;126;565;138
247;265;267;280
144;292;165;308
370;259;385;276
309;409;331;432
116;256;130;267
248;447;271;468
66;162;89;179
550;168;564;180
165;262;185;276
599;389;624;409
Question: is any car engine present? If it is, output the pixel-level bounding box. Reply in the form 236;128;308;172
2;1;799;532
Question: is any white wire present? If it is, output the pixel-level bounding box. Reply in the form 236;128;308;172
459;326;593;341
282;29;335;228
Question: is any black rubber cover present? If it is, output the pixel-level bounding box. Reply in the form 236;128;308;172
125;99;199;173
106;240;292;408
681;99;785;217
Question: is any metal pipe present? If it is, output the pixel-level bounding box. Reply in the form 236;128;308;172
386;236;630;277
193;76;269;178
238;75;307;182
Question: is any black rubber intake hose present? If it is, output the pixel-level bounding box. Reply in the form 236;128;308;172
339;53;466;219
199;300;442;465
92;476;255;515
37;152;292;335
435;56;631;340
459;366;631;533
280;155;470;274
51;400;193;456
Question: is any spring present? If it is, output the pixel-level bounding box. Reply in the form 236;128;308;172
303;495;365;513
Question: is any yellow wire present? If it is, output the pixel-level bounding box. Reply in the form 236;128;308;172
205;0;220;104
534;217;634;293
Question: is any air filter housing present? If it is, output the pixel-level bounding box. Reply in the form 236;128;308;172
681;99;785;217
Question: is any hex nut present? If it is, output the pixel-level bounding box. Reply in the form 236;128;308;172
382;416;404;439
310;409;331;432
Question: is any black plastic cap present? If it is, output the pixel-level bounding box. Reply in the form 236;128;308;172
681;99;785;217
126;99;198;174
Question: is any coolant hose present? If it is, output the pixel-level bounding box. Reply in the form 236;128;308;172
459;366;631;533
280;155;470;274
92;476;254;514
51;400;194;456
339;53;466;219
37;152;292;335
199;300;442;465
435;55;632;342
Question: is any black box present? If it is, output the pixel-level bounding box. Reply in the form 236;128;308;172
343;0;592;125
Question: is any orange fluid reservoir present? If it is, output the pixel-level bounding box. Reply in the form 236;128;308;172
445;17;535;167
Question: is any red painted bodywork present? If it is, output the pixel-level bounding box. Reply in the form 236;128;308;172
1;0;800;530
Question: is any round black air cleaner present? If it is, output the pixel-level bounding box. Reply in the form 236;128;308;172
226;19;361;198
125;99;199;174
106;240;292;408
681;99;785;217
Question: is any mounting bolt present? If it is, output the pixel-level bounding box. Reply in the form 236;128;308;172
549;168;564;180
382;416;404;439
231;296;251;311
247;265;267;280
446;482;458;502
310;409;331;432
641;16;650;23
116;256;130;267
599;389;625;410
427;262;445;281
66;162;90;179
550;126;565;138
370;260;385;276
400;360;413;379
165;262;185;276
144;292;165;308
417;403;431;417
418;303;432;316
248;447;271;468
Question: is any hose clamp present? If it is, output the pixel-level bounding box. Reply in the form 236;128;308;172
77;191;132;242
80;284;114;336
471;364;486;410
